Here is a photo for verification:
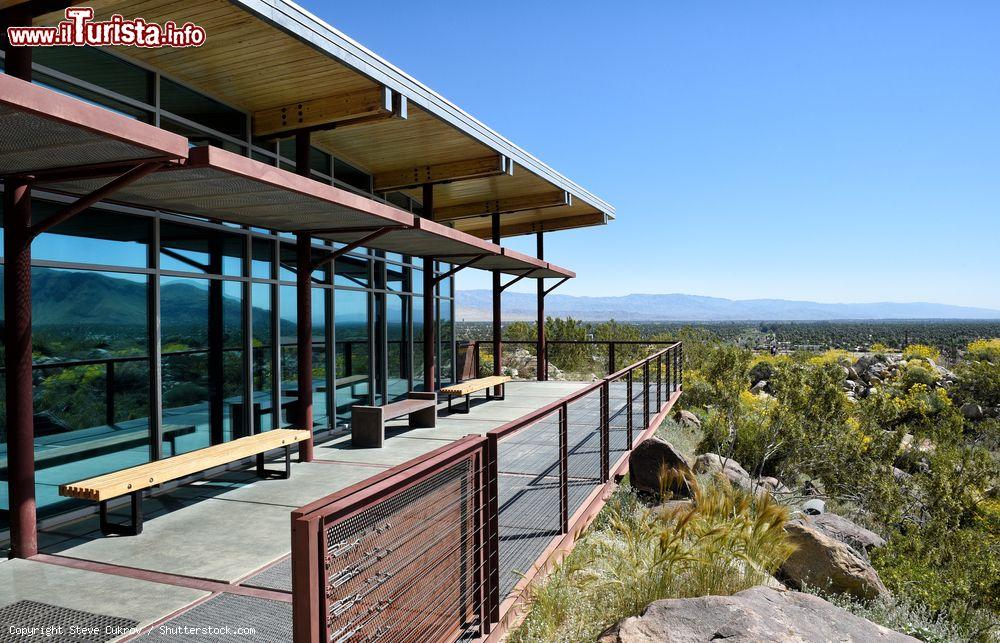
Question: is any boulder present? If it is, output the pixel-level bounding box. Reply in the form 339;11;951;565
780;520;889;601
597;586;917;642
805;513;886;553
629;437;693;497
674;409;701;429
891;467;911;483
750;380;769;395
693;453;753;492
757;476;790;495
961;402;984;420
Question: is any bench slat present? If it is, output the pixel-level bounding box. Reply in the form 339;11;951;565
440;376;511;397
59;429;310;502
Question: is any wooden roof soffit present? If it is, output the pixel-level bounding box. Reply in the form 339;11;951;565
433;191;571;223
373;154;514;192
252;86;406;138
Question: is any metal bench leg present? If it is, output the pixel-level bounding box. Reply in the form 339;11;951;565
256;445;292;479
100;490;143;537
463;393;471;414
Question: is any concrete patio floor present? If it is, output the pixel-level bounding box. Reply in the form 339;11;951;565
0;380;591;641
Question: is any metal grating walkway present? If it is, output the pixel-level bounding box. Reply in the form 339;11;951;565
135;594;290;642
0;600;138;643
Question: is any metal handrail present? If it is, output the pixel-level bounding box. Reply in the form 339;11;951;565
290;340;683;642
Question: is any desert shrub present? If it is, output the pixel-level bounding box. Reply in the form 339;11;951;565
955;356;1000;408
901;360;939;391
656;418;702;461
510;481;793;642
903;344;942;363
802;585;978;643
966;339;1000;363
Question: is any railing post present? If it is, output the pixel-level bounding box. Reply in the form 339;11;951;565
667;346;673;394
643;361;650;429
559;403;569;534
626;369;633;448
656;354;662;409
608;342;616;376
105;360;116;426
474;341;481;379
486;433;500;625
474;443;490;635
291;515;322;643
679;344;683;390
600;380;610;481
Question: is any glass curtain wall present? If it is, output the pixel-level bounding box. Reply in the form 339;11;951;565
0;45;458;532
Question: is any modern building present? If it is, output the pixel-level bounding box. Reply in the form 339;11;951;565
0;2;681;640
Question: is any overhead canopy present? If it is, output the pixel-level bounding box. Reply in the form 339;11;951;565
0;74;188;176
0;75;568;278
22;0;615;239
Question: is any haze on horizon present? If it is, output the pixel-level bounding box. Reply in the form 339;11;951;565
303;1;1000;309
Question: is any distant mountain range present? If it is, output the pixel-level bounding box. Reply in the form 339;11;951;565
456;290;1000;322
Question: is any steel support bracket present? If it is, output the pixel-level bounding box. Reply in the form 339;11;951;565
498;269;537;292
310;226;402;270
543;276;570;296
432;253;488;284
28;161;163;240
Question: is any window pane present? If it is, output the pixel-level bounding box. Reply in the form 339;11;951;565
160;276;244;453
252;238;274;279
334;158;371;193
160;77;246;139
387;294;410;401
33;46;152;103
161;221;244;276
27;204;149;268
335;289;370;424
334;255;370;288
412;295;424;391
251;282;274;432
440;298;454;385
4;268;151;523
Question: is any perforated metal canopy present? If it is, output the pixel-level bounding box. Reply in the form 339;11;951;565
0;74;188;176
2;76;571;278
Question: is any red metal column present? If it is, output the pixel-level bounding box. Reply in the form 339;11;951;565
422;183;436;392
536;231;546;381
3;24;37;559
491;213;502;394
295;131;314;461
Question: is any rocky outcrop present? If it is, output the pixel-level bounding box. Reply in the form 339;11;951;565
674;409;701;428
597;586;917;642
780;520;889;601
802;513;886;554
961;402;984;420
629;437;694;497
694;453;753;491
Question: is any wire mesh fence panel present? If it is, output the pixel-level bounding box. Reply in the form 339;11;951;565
566;388;602;494
293;344;683;642
494;409;561;598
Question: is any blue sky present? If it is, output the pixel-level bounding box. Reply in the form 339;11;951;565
300;0;1000;308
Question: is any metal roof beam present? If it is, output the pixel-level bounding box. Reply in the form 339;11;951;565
373;154;512;192
253;86;403;138
433;191;570;223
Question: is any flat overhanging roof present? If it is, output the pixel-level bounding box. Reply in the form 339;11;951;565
0;74;188;176
36;145;415;232
0;74;570;278
23;0;616;240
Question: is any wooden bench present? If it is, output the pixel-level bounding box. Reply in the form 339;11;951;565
351;392;437;448
60;429;310;537
440;376;512;413
0;424;194;474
